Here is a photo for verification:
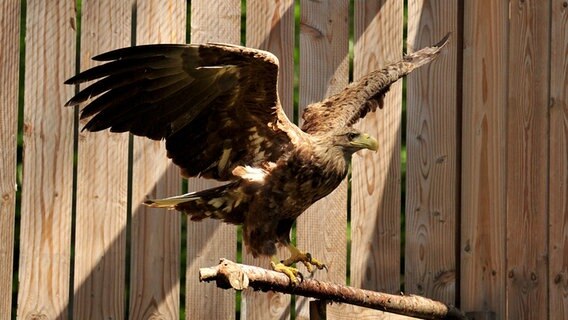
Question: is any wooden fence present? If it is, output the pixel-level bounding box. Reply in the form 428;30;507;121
0;0;566;319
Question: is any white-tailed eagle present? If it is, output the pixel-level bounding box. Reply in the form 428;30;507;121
65;34;449;283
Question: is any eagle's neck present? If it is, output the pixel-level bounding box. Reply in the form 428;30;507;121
279;135;350;207
294;140;349;204
311;138;351;180
300;137;351;188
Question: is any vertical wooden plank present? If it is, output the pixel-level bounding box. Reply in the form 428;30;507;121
309;300;327;320
246;0;294;119
460;0;507;317
0;1;20;318
242;0;294;318
328;305;419;320
185;1;240;319
73;0;131;318
406;0;459;304
351;0;403;294
17;1;76;319
549;1;568;319
296;1;349;319
129;1;185;319
506;0;550;318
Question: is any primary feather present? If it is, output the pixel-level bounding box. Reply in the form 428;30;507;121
66;34;449;258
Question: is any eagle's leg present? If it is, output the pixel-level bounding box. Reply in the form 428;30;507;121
270;256;301;285
281;244;327;273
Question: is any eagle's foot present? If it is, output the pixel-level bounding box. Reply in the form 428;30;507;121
270;259;302;285
282;245;328;273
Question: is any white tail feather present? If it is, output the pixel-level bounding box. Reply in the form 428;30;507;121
144;192;199;208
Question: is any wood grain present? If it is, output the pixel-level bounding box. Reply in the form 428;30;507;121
72;1;131;319
549;1;568;318
350;0;403;297
245;0;294;121
406;0;459;304
459;0;507;317
17;1;76;319
242;0;294;318
296;0;349;319
327;304;419;320
0;1;20;318
185;1;240;319
129;1;186;319
506;1;550;319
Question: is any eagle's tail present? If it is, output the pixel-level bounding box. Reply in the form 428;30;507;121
144;182;247;224
144;193;199;208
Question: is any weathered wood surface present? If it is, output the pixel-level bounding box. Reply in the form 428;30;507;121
5;1;568;319
17;1;76;319
129;1;185;318
350;0;403;297
73;1;131;318
460;0;507;318
199;260;467;320
296;0;349;318
328;304;419;320
549;1;568;319
0;1;20;318
185;1;240;319
506;0;550;319
406;0;459;304
241;0;294;319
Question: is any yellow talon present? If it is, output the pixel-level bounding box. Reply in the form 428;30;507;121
271;256;302;285
281;245;328;273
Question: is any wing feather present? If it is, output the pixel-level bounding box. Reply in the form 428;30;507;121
66;43;298;180
301;33;450;134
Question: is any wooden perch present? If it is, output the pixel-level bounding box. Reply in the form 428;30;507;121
199;259;467;320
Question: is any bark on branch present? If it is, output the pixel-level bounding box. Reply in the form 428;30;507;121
199;259;467;320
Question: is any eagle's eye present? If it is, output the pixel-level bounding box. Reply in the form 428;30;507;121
347;132;359;140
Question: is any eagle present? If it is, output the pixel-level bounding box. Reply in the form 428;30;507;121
65;34;449;283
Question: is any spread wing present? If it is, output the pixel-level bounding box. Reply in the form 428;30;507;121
301;33;450;134
66;43;297;180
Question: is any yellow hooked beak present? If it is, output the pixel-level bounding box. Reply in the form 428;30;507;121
350;133;378;152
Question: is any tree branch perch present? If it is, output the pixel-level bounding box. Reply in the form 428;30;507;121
199;259;467;320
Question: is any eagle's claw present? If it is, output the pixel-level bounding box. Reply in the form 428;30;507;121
282;248;327;274
305;252;328;272
271;261;303;285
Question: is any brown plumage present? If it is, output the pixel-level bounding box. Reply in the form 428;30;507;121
65;34;449;279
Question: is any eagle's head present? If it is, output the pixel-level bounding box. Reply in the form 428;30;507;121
331;128;378;155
